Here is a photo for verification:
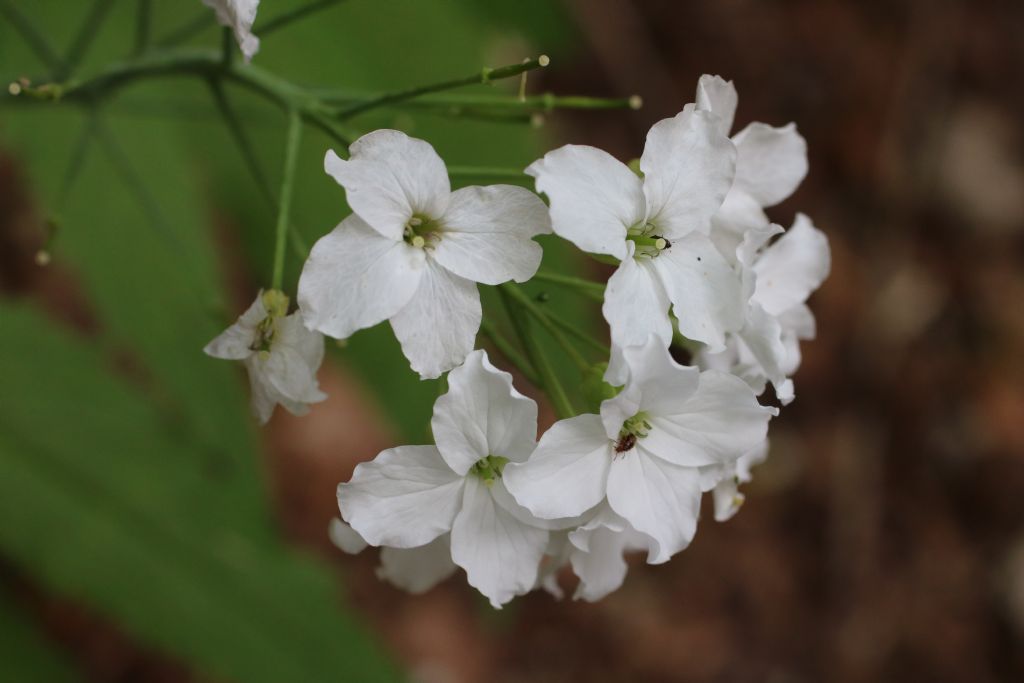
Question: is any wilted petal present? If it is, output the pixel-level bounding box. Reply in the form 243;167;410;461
569;505;654;601
732;122;808;207
695;74;738;137
432;349;538;476
526;145;642;259
328;518;369;555
390;259;481;379
606;449;702;564
203;295;265;360
753;213;831;316
451;477;549;608
504;414;612;520
652;232;745;351
262;315;327;405
378;534;458;594
640;106;736;239
338;445;464;548
324;130;450;240
204;0;260;62
432;185;550;285
298;214;424;340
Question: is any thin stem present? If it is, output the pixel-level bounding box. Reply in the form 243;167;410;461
133;0;152;56
538;306;609;356
336;55;551;119
499;285;574;419
271;109;302;290
0;0;62;72
156;10;214;48
220;26;234;66
502;284;589;372
208;79;309;261
532;270;605;302
479;318;540;387
58;109;99;207
57;0;117;81
258;0;346;36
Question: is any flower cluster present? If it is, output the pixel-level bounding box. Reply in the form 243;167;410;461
205;74;830;605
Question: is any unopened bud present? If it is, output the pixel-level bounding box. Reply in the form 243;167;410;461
261;289;289;318
8;82;21;96
34;250;51;266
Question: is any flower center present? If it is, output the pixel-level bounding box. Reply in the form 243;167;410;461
470;454;509;487
250;289;289;353
614;411;651;454
403;214;441;249
626;222;671;259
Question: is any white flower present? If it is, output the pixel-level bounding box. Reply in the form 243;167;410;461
526;105;743;384
299;130;551;379
566;503;655;602
701;441;769;522
695;74;809;256
202;0;260;62
504;336;775;565
336;349;552;607
328;518;457;595
699;213;830;403
204;290;327;424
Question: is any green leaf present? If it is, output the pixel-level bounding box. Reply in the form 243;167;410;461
0;302;400;683
0;587;82;682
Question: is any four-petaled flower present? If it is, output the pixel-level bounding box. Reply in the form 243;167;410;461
526;105;744;384
204;289;327;424
299;130;551;379
337;349;555;607
504;336;776;564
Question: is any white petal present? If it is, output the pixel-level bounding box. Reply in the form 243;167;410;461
323;130;450;240
526;145;642;259
695;74;738;137
203;294;265;360
262;315;328;404
378;534;457;594
204;0;260;62
712;476;744;522
245;358;278;424
328;518;369;555
390;259;481;379
640;106;737;239
568;505;653;601
602;244;673;386
652;232;746;351
337;445;464;548
732;122;808;207
709;191;771;264
503;414;612;520
617;336;700;417
451;477;549;608
606;448;702;563
753;213;831;316
432;185;550;285
431;349;538;476
644;370;775;468
298;214;424;340
736;303;788;400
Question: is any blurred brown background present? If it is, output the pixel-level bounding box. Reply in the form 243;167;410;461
4;0;1024;681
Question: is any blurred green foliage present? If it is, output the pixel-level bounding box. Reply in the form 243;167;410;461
0;1;602;679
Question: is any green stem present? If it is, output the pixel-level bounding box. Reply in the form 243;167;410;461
155;10;214;48
539;307;609;356
271;109;302;291
208;79;309;261
479;319;540;387
220;26;234;66
325;91;641;112
133;0;152;56
57;0;117;81
336;55;551;119
501;284;589;372
258;0;346;36
499;286;574;419
0;0;62;72
532;270;605;302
